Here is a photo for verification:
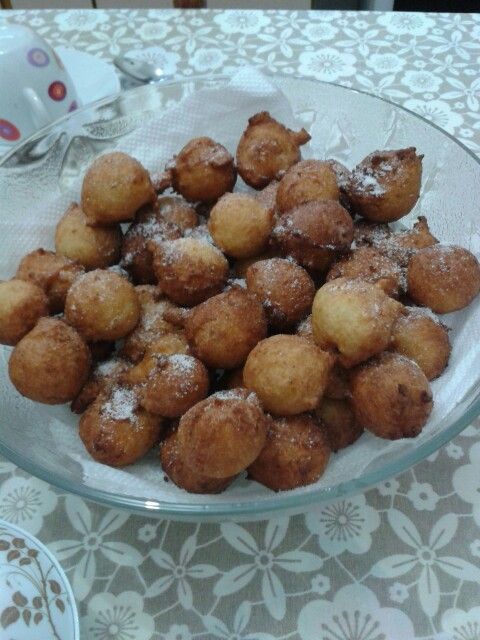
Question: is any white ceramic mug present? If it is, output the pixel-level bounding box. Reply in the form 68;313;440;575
0;24;80;146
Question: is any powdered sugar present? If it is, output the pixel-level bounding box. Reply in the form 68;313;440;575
102;387;138;423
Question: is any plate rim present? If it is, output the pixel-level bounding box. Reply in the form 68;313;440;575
1;72;479;518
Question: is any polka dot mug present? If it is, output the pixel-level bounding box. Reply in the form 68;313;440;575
0;24;80;146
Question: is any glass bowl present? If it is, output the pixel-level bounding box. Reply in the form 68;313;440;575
1;75;479;521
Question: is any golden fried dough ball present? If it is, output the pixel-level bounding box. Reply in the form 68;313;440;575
276;160;339;214
351;353;433;439
316;398;362;452
208;193;274;259
185;288;267;369
79;386;162;466
65;270;140;341
256;180;279;216
121;287;181;362
81;152;155;225
248;414;330;491
236;112;311;190
55;203;123;270
0;279;48;346
353;220;391;248
326;246;402;298
325;363;351;400
311;278;403;368
157;195;199;231
232;247;279;279
246;258;314;329
244;335;333;416
71;356;131;414
169;137;236;203
140;354;209;418
151;238;229;306
391;310;451;380
147;332;191;358
407;245;480;313
121;206;182;284
347;147;423;222
16;248;85;314
177;389;269;478
160;429;234;494
9;317;90;404
272;200;354;271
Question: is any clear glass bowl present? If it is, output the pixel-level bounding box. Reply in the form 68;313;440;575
1;75;479;521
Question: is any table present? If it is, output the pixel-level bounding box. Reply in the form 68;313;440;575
1;8;480;640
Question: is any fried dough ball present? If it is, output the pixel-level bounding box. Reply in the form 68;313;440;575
351;353;433;439
236;111;311;190
140;354;209;418
347;147;423;222
169;137;236;203
121;206;182;284
391;310;451;380
246;258;314;329
272;200;354;272
316;398;362;452
0;279;49;346
71;356;131;414
244;335;333;416
248;414;330;491
16;248;85;314
311;278;403;368
177;389;269;478
55;203;123;270
65;270;140;341
208;193;274;259
81;152;155;225
256;180;279;216
276;160;339;214
185;288;267;369
233;247;279;279
407;245;480;313
353;220;391;249
8;317;91;404
79;386;162;466
150;238;229;306
147;332;191;358
160;429;234;494
121;286;181;362
157;195;199;232
326;246;402;298
353;217;437;268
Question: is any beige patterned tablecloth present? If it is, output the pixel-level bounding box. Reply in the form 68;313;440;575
1;8;480;640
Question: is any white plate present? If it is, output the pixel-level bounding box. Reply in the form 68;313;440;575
0;518;79;640
0;47;120;156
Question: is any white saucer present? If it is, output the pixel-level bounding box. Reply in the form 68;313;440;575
0;47;120;156
0;518;79;640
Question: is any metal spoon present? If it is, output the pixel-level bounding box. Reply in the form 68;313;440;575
113;55;174;84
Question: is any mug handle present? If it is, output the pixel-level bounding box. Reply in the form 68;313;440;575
22;87;53;130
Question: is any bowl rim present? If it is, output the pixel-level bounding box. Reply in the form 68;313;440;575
1;72;479;518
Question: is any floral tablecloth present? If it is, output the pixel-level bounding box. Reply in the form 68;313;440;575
1;8;480;640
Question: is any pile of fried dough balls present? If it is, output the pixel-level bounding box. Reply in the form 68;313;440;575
2;111;480;494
